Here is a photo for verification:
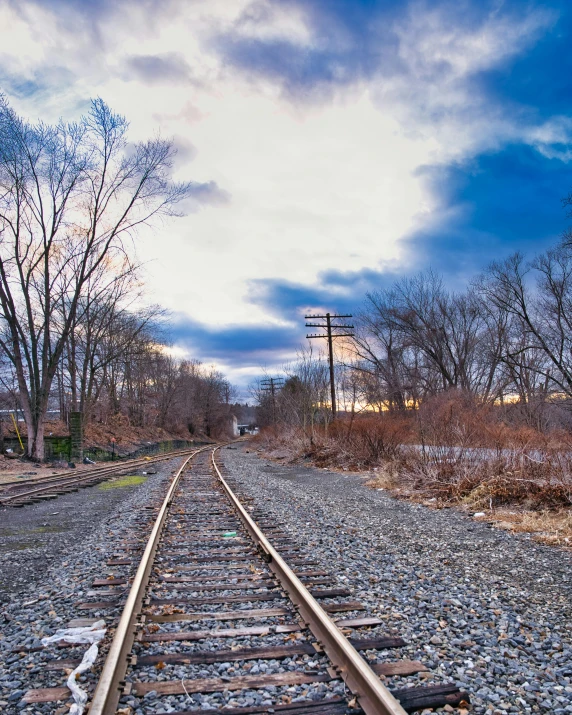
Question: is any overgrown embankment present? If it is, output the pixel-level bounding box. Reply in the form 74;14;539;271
255;394;572;547
0;414;213;477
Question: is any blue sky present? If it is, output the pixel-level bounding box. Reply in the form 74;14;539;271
1;0;571;392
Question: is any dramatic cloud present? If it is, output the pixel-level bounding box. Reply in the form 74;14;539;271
0;0;570;391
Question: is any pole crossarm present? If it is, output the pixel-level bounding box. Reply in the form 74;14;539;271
307;333;355;338
303;311;354;419
305;323;354;329
260;379;284;389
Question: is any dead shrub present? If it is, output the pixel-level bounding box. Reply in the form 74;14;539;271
416;391;490;449
460;474;572;510
403;447;572;509
254;416;410;470
255;392;572;515
337;415;410;466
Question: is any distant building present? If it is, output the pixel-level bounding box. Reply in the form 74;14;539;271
237;424;258;436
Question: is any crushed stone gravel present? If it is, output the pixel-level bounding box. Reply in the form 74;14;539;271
3;444;570;715
0;456;184;714
223;445;572;715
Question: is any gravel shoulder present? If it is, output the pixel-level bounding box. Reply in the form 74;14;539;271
0;456;184;713
0;471;158;599
224;445;572;715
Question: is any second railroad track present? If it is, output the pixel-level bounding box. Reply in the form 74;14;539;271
0;447;204;507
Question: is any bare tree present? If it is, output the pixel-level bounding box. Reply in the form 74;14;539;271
352;272;505;406
253;347;331;434
479;245;572;401
0;96;192;458
352;290;414;410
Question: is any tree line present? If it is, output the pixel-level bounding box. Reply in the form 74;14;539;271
0;97;234;458
257;209;572;434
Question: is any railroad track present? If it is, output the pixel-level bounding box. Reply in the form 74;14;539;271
0;447;206;507
19;446;470;714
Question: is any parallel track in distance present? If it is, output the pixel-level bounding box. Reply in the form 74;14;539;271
0;447;207;507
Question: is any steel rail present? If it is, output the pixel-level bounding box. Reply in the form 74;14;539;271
0;448;204;505
0;447;199;491
87;446;211;715
211;447;407;715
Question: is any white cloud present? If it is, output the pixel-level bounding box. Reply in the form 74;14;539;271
372;3;558;162
0;0;563;357
231;0;313;44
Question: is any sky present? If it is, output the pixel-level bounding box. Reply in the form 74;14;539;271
1;0;571;394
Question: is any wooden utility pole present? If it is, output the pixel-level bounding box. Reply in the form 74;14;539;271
305;313;354;419
260;377;284;426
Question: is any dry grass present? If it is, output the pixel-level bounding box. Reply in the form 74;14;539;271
255;397;572;549
479;508;572;548
364;463;400;491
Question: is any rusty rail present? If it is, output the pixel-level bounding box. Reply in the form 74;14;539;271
210;447;407;715
88;446;209;715
0;447;206;506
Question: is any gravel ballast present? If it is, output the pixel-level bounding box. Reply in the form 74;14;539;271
224;445;572;715
0;456;185;714
2;445;570;715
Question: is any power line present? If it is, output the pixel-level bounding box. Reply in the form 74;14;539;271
305;313;354;419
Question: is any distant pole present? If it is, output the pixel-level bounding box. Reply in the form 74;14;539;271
305;312;354;420
260;377;284;427
271;380;276;425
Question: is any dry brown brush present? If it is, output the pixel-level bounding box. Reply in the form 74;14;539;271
255;391;572;513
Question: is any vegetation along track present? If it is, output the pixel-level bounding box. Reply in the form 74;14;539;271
19;446;470;714
0;448;204;507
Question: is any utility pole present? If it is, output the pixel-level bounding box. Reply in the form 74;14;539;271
305;313;354;419
260;377;284;426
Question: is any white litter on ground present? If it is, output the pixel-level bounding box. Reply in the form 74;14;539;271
42;620;106;715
